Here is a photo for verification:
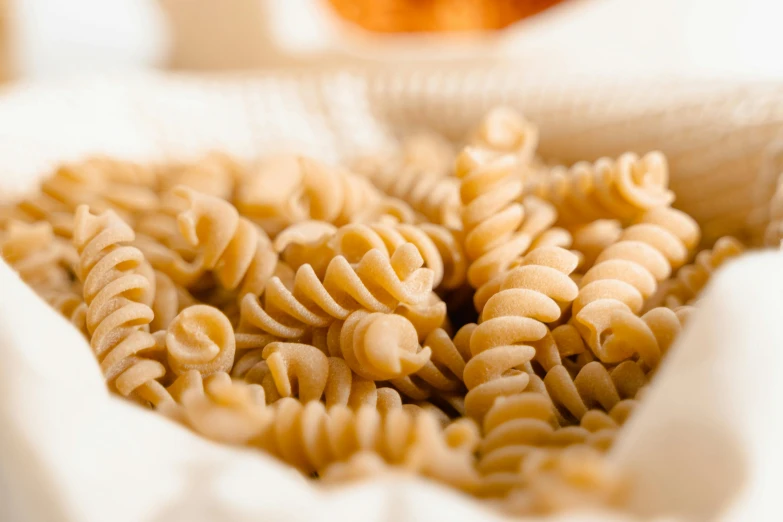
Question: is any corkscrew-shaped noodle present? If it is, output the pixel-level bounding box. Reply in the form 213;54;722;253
278;220;466;291
525;152;674;227
468;106;539;165
576;304;693;369
176;371;269;444
1;220;74;291
389;326;470;401
150;270;197;332
573;206;700;320
239;243;433;339
165;304;236;376
174;186;278;297
663;236;744;308
72;205;171;406
399;131;455;177
158;151;242;201
506;444;627;515
395;292;448;341
324;310;431;381
477;393;590;495
253;397;479;489
543;361;647;422
236;155;402;235
464;246;580;420
570;220;623;271
232;341;405;410
360;158;462;229
456;147;533;288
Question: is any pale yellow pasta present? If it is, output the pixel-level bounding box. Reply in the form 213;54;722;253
457;147;563;289
236;155;405;235
570;219;623;271
389;326;469;401
464;246;580;420
543;361;647;422
395;292;448;341
150;270;198;332
477;393;596;495
233;341;405;410
174;186;278;298
525;152;675;227
72;205;172;406
253;397;480;490
577;304;693;369
663;236;744;308
158;151;242;201
238;243;433;340
165;304;236;376
278;220;467;291
573;207;700;321
359;158;462;229
176;371;269;445
324;310;431;381
504;444;627;515
399;131;456;177
468;106;539;167
1;220;74;291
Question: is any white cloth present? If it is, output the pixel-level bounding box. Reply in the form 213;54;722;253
1;71;783;522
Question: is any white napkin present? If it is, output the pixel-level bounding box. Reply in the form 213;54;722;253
1;71;782;521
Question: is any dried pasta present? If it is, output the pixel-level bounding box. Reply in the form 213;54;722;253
1;106;758;517
525;152;675;227
463;246;580;420
238;243;433;341
71;205;171;406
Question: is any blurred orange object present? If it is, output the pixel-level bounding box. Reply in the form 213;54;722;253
327;0;567;33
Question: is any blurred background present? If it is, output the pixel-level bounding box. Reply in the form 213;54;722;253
1;0;782;83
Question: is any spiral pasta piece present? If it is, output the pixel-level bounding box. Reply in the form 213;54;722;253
324;310;431;381
253;397;479;490
150;270;198;332
505;443;627;515
468;106;539;166
477;393;595;495
570;219;623;271
543;360;647;422
236;155;406;235
458;147;561;289
389;325;470;401
360;156;462;229
232;341;405;411
174;186;278;298
278;220;466;291
574;207;700;321
525;152;675;227
464;246;580;420
72;205;172;406
1;220;75;291
158;151;242;201
576;303;693;369
165;304;236;376
663;236;744;308
239;242;433;340
175;371;270;444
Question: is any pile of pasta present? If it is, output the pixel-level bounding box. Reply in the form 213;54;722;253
0;107;749;516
